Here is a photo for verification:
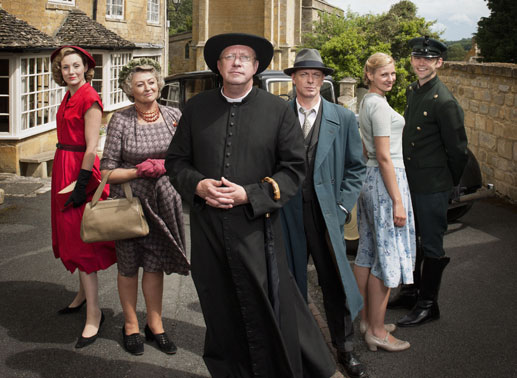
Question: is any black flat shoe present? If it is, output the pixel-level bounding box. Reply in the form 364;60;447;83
58;299;86;315
75;312;104;349
145;324;177;354
122;326;144;355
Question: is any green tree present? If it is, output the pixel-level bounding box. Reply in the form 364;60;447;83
303;1;439;113
169;0;192;35
446;43;468;61
476;0;517;62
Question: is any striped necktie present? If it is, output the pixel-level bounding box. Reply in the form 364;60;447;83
299;107;314;138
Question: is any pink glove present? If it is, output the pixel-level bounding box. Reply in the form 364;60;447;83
150;159;166;177
136;159;165;178
136;159;155;177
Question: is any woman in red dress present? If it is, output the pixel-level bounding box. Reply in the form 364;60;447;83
50;46;116;348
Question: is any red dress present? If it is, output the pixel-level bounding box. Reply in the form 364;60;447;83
51;82;116;274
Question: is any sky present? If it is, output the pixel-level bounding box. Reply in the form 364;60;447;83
325;0;490;41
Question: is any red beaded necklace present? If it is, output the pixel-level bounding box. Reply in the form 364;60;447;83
135;103;160;123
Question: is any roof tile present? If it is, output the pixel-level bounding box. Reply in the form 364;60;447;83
55;9;135;49
0;8;57;49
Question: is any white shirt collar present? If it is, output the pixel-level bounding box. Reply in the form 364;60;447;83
221;87;253;103
296;97;321;115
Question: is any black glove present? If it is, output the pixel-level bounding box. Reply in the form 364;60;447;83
64;169;92;208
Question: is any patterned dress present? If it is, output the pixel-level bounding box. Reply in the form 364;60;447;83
354;93;416;288
100;105;190;277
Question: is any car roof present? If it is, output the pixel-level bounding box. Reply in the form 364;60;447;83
164;69;333;82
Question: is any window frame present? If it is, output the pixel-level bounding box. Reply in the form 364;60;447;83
47;0;75;5
0;49;164;140
147;0;160;24
106;0;124;20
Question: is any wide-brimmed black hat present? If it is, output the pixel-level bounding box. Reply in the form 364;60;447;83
409;36;447;58
203;33;273;75
50;45;96;69
284;48;334;76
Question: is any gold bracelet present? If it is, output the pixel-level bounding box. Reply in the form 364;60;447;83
262;176;280;201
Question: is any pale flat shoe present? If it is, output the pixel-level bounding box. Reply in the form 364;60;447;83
364;331;410;352
359;319;396;334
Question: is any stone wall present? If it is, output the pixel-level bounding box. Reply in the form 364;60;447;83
440;62;517;202
0;131;57;175
169;32;194;75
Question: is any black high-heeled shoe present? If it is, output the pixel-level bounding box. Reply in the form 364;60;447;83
122;326;144;355
75;312;104;349
58;299;86;315
144;324;177;354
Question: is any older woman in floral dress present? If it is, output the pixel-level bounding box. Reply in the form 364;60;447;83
100;58;189;356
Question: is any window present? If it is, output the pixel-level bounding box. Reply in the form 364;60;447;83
185;42;190;59
91;54;104;100
109;52;132;105
106;0;124;19
20;57;64;132
160;82;180;108
147;0;159;23
0;59;8;133
48;0;75;5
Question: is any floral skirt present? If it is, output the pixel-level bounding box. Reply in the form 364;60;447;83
355;167;416;288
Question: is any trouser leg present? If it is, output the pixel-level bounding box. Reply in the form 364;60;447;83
303;200;353;352
397;191;450;327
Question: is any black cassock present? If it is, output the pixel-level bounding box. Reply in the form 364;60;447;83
166;87;335;378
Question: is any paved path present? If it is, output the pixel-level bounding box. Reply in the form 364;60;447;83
1;174;516;377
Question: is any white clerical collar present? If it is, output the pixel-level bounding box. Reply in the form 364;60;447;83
221;87;253;103
296;97;321;115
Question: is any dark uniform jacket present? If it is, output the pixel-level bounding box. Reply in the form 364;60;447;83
165;87;335;378
403;75;468;193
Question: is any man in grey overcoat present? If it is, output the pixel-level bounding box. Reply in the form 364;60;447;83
281;48;366;378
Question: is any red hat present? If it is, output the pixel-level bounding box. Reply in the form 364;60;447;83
50;45;96;69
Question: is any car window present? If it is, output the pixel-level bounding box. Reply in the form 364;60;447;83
160;82;180;108
266;79;294;101
320;81;335;103
185;77;214;102
264;78;335;103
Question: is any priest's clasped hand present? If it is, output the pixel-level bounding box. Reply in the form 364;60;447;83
196;177;248;209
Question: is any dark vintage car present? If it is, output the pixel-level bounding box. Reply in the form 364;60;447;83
159;70;490;230
159;70;336;110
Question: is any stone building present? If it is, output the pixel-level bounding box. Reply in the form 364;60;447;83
168;0;343;75
0;0;170;175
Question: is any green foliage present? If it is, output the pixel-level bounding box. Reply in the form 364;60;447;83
446;38;472;51
476;0;517;63
169;0;192;35
303;1;440;113
446;44;468;61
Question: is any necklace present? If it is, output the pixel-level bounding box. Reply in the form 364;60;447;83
135;103;160;123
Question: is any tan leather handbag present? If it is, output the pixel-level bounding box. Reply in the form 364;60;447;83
80;170;149;243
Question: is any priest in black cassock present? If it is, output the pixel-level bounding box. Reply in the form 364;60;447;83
165;33;338;378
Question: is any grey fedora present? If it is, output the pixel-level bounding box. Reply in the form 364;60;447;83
283;48;334;76
203;33;274;75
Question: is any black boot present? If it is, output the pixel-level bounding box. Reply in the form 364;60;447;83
337;350;367;378
387;283;418;309
397;256;450;327
388;243;423;309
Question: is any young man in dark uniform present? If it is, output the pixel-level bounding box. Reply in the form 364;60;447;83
391;36;468;327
